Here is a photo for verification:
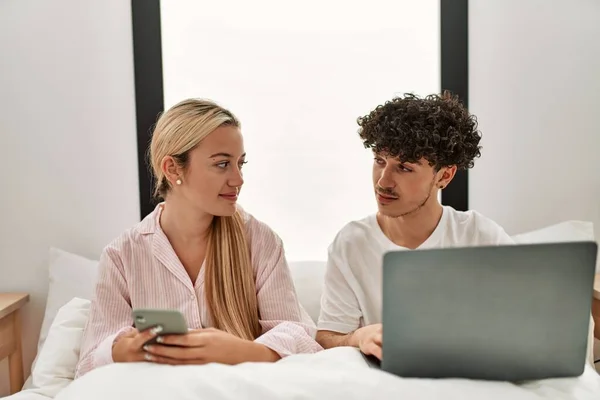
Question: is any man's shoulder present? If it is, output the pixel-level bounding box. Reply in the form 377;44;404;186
444;206;513;245
329;214;379;252
448;207;505;232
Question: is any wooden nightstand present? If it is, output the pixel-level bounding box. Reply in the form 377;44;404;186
593;274;600;340
0;293;29;395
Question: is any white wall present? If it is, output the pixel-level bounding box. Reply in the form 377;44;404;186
160;0;441;262
469;0;600;256
0;0;139;395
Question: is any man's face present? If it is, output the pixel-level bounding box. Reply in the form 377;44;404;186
372;152;447;217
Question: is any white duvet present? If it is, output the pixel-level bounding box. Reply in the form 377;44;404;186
38;348;599;400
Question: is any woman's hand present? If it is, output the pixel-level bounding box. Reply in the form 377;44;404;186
112;326;163;362
142;328;281;365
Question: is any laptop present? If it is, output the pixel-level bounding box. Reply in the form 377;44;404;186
365;241;597;381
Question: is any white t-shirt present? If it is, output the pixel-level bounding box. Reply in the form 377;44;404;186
317;206;514;334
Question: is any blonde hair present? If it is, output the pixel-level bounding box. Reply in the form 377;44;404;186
149;99;261;340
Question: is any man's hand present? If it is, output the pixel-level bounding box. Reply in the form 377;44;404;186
142;328;280;365
112;326;163;363
353;324;382;360
316;323;383;360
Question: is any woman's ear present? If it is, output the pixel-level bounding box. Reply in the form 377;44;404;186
161;155;183;186
436;165;457;189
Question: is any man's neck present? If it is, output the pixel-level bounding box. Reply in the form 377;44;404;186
377;202;444;249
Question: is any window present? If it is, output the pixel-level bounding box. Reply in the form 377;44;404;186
160;0;441;260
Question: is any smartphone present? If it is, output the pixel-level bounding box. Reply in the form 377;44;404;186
132;308;189;345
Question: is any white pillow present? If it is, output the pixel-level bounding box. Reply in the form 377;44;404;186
23;247;99;390
511;220;594;244
287;261;326;323
37;248;99;354
30;297;91;398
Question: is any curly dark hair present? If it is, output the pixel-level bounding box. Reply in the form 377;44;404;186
357;92;482;170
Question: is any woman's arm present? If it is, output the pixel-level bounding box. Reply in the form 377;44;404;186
251;225;323;357
74;246;135;378
138;221;322;365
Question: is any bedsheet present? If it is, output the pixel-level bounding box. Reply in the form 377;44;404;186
48;347;600;400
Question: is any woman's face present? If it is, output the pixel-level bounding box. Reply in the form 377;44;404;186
167;125;247;217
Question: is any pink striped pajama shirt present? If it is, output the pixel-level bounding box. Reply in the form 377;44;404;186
74;204;322;378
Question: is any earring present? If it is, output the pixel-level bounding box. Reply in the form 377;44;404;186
176;179;182;185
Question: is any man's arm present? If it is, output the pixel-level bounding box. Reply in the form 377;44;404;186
316;329;358;349
316;236;386;358
316;245;363;339
317;325;383;360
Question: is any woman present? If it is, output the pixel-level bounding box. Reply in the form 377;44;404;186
75;99;322;378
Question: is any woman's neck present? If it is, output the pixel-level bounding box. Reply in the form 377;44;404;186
159;197;213;247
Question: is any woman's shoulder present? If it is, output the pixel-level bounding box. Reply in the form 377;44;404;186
236;205;283;251
101;211;156;265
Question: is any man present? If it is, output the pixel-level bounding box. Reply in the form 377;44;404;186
316;92;513;360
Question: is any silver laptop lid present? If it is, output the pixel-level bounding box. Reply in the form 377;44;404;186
381;241;597;381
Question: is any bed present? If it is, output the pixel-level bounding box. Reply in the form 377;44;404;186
5;220;600;399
